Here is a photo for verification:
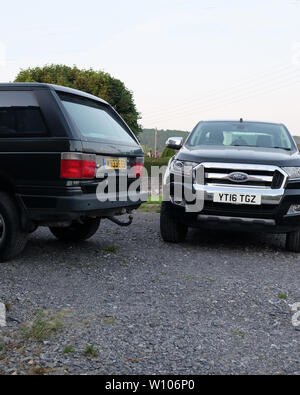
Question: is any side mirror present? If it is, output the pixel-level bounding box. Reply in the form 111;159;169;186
166;137;184;150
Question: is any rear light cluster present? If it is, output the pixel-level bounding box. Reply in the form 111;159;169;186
60;153;145;179
131;157;144;178
60;153;96;179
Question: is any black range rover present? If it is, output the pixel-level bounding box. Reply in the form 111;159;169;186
0;83;145;261
161;120;300;252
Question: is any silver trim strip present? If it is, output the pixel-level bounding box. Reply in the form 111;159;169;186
200;162;286;173
205;183;269;189
61;153;96;162
197;215;276;226
205;172;273;183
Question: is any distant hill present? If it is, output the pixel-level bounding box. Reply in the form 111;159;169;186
139;129;190;151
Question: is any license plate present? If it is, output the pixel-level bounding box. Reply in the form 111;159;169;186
213;192;262;205
104;158;127;170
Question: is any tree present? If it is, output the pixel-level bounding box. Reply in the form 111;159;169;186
15;64;141;136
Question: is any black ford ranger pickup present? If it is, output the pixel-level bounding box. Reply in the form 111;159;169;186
0;83;145;261
161;120;300;252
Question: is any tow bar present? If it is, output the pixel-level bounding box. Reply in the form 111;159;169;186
107;214;134;227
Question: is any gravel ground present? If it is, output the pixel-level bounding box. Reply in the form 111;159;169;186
0;212;299;375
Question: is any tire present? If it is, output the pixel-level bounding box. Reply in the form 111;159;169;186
49;218;101;242
160;202;188;243
286;231;300;252
0;191;28;262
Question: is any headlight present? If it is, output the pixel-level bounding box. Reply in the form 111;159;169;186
170;160;199;176
282;167;300;180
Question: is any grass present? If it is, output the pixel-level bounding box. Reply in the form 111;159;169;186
103;246;119;254
232;330;246;338
202;276;215;284
63;346;75;354
138;204;161;213
84;345;99;357
278;293;288;300
127;357;141;364
147;195;163;204
138;195;162;213
104;316;117;325
82;319;91;328
21;310;64;341
186;275;195;281
29;367;54;375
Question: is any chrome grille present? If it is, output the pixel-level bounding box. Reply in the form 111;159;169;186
202;163;286;190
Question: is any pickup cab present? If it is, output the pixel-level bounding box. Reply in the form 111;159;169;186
0;83;144;261
161;120;300;252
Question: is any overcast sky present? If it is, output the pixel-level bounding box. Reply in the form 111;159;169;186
1;0;300;134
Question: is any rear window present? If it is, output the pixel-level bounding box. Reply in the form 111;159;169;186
57;92;138;146
0;91;47;138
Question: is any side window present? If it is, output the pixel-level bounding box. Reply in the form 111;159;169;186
0;91;47;138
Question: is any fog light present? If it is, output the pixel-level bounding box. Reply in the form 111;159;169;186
287;205;300;215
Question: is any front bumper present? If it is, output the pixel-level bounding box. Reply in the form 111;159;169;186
165;178;300;233
193;184;285;205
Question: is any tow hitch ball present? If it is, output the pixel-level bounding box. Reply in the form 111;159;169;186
107;212;133;227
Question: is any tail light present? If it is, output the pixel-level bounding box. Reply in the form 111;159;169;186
60;153;96;179
131;157;144;178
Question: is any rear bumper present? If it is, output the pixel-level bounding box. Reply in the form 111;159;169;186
18;191;147;222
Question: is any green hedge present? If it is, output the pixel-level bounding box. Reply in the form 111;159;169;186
161;147;176;158
144;157;171;176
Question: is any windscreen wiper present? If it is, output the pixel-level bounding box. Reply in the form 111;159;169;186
232;145;291;151
232;145;255;147
273;147;291;151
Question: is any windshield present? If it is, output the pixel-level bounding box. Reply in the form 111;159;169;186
58;92;139;146
186;121;294;151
